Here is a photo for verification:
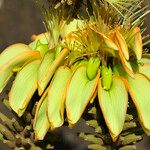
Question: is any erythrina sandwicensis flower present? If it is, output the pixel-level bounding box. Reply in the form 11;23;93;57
0;0;150;142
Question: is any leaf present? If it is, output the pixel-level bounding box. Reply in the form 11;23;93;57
9;60;41;117
47;66;72;129
122;73;150;135
98;77;128;141
115;30;129;60
66;66;100;126
0;44;40;92
33;95;49;140
129;27;142;60
38;48;69;95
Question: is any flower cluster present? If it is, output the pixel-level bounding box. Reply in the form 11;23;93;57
0;0;149;141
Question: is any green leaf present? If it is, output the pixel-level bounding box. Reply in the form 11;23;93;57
9;60;41;117
47;66;72;129
98;77;128;141
38;48;69;95
66;66;100;126
123;73;150;135
0;44;40;93
33;95;49;140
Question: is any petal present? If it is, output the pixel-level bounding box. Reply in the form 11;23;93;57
90;28;119;51
122;73;150;135
9;60;41;117
131;56;150;80
47;66;72;129
0;71;13;93
37;51;55;95
98;77;128;141
129;27;142;60
118;50;134;78
0;43;32;67
138;64;150;80
115;30;129;60
33;95;49;140
66;66;100;126
0;46;40;93
38;48;69;95
139;54;150;64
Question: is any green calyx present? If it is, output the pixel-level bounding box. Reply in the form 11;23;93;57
35;40;49;58
101;65;113;90
87;57;100;80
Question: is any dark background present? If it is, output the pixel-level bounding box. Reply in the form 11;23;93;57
0;0;150;150
0;0;45;50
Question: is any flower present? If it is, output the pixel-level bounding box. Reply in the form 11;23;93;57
0;0;149;141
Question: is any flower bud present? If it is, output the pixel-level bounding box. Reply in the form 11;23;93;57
87;57;100;80
101;65;112;90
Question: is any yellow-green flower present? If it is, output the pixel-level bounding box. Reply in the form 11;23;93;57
0;0;150;142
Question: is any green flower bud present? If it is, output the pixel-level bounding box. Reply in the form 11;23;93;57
87;57;100;80
36;40;48;57
101;65;112;90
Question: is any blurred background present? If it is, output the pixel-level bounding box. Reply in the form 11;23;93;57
0;0;45;50
0;0;150;150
